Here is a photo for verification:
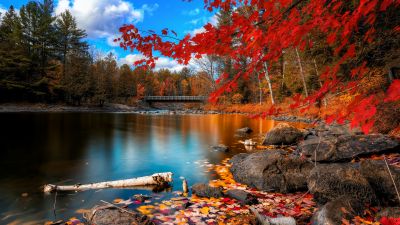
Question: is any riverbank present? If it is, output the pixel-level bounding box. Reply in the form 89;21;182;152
46;122;400;225
0;103;318;123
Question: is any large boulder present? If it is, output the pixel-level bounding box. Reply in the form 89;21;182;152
360;160;400;206
191;183;224;198
299;134;400;162
84;205;154;225
307;163;376;204
263;123;304;145
311;197;364;225
230;151;313;193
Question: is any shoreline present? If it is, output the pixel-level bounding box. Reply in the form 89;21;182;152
0;103;318;124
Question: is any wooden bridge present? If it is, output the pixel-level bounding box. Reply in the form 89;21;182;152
143;96;208;103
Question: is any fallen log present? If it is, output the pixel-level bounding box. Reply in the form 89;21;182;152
43;172;173;193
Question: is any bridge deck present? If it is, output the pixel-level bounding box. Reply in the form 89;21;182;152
144;96;207;102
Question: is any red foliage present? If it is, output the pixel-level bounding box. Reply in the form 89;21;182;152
385;79;400;102
381;217;400;225
117;0;400;133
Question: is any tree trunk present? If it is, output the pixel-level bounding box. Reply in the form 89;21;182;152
258;75;262;105
295;48;308;97
43;172;173;193
313;58;327;107
280;52;285;89
263;62;275;105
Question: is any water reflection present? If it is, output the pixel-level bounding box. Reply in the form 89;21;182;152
0;113;306;224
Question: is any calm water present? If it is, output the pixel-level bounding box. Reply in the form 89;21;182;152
0;113;297;224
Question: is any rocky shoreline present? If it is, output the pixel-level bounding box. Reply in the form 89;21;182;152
229;123;400;224
75;123;400;225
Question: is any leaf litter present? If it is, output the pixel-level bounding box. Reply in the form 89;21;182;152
51;153;400;225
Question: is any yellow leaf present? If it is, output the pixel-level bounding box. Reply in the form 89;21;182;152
159;204;168;210
200;207;210;215
113;198;123;204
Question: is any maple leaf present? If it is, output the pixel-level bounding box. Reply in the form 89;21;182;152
381;217;400;225
385;80;400;102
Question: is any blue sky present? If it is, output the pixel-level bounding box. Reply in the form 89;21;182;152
0;0;217;71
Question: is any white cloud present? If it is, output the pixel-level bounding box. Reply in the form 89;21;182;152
0;6;7;21
119;54;198;72
183;8;200;16
55;0;158;45
186;15;218;36
141;4;159;16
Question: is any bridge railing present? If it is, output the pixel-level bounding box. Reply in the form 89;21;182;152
144;96;207;102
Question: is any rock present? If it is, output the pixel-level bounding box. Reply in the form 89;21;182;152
211;144;229;152
230;151;313;192
236;127;253;134
360;160;400;206
311;197;364;225
263;123;304;145
299;134;400;162
250;206;297;225
191;183;224;198
84;205;154;225
307;163;376;204
133;194;152;202
226;189;259;205
376;207;400;219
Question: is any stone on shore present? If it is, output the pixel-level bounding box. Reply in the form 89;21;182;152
376;207;400;219
311;197;364;225
307;163;376;204
191;183;224;198
360;160;400;206
226;189;259;205
299;134;399;162
230;151;313;193
263;123;304;145
84;205;154;225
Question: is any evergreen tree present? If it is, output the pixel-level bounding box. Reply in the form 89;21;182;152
0;6;30;80
20;0;56;78
55;10;87;77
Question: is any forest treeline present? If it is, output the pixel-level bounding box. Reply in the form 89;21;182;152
0;0;213;106
0;0;398;107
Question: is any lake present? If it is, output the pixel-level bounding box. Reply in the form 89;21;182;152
0;113;300;224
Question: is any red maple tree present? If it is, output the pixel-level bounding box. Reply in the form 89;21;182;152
117;0;400;133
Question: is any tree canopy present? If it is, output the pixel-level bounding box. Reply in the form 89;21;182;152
118;0;400;133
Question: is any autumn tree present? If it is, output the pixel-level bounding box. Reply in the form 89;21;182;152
117;0;400;133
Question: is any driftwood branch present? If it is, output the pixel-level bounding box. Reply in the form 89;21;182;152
43;172;173;193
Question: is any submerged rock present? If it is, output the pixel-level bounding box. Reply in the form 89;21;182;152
311;197;364;225
191;183;224;198
230;151;313;193
360;160;400;206
236;127;253;134
299;134;399;162
211;144;229;152
263;123;304;145
307;163;376;205
84;205;154;225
